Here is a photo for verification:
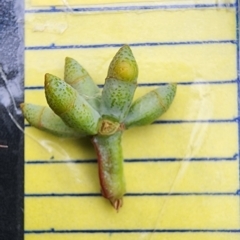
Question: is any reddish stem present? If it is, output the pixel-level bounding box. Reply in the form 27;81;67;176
91;132;125;211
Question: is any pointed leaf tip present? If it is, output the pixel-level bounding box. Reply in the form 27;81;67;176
65;56;72;62
45;73;63;90
107;45;138;83
65;57;77;69
44;73;51;87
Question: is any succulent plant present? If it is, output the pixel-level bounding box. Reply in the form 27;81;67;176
21;45;177;211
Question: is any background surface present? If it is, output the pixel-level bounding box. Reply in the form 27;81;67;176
0;0;24;239
1;0;240;240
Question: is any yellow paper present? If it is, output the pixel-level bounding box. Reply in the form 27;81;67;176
24;0;240;239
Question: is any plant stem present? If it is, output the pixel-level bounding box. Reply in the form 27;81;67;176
92;131;126;210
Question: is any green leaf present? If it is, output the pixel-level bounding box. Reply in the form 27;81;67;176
124;83;177;128
21;103;85;138
64;57;101;110
45;73;101;135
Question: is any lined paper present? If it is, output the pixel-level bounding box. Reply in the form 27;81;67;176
24;0;240;239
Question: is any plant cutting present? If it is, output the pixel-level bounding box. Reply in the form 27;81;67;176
21;45;177;210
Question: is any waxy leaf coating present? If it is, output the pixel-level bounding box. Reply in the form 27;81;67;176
64;57;101;110
21;103;85;138
45;73;100;135
124;83;177;128
107;45;138;83
101;45;138;121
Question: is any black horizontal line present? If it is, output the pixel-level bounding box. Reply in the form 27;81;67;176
154;119;238;124
24;118;239;129
125;155;238;162
24;79;239;91
25;40;236;51
25;3;236;14
139;79;239;86
25;193;100;197
24;228;240;234
25;154;238;164
25;159;97;164
25;191;240;198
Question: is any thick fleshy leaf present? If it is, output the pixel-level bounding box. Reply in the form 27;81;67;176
64;57;101;110
124;83;177;128
101;45;138;121
45;73;101;135
21;103;85;138
101;78;137;121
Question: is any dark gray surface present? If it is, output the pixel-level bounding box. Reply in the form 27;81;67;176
0;0;24;239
